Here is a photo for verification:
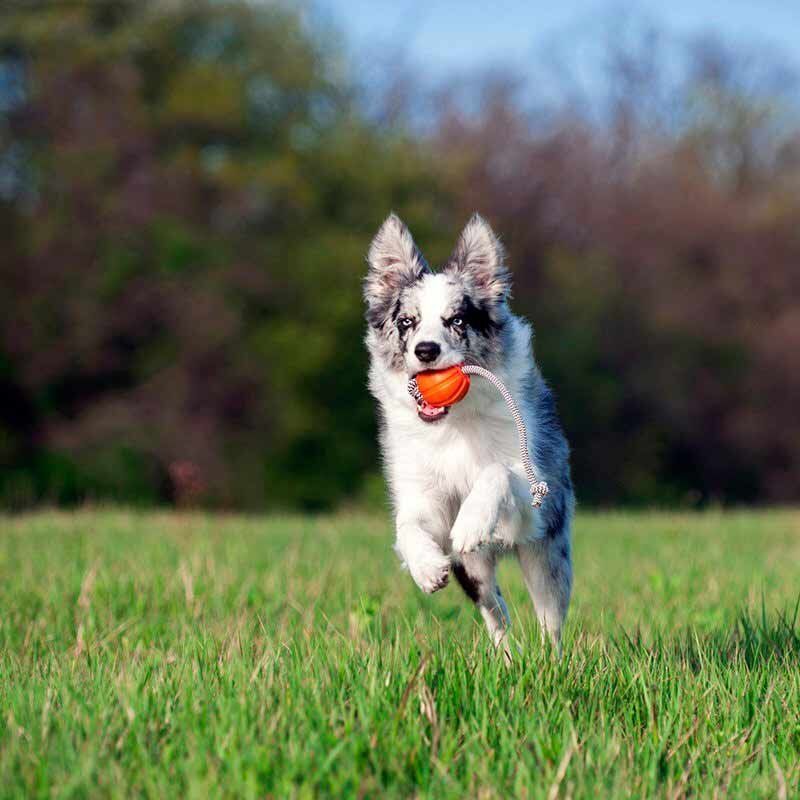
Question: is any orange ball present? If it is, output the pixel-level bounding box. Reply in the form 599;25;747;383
415;364;470;407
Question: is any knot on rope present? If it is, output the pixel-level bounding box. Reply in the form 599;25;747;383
530;481;549;508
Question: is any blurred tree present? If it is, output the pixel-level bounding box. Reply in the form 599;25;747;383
432;35;800;505
0;0;454;508
2;5;800;509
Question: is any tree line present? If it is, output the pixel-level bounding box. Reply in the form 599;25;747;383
2;1;799;508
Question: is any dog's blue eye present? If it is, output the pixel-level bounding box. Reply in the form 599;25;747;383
451;317;464;327
399;317;413;328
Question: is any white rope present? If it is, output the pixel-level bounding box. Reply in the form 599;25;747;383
408;365;549;508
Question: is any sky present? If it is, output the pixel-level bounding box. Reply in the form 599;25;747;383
317;0;800;82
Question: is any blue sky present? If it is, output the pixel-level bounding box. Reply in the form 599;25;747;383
317;0;800;80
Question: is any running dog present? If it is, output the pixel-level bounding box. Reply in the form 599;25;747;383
364;213;574;647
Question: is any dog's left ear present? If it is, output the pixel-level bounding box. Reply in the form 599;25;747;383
446;214;511;302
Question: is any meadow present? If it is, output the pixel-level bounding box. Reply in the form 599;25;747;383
1;509;798;798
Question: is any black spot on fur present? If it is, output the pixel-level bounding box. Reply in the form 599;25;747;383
366;304;387;330
458;294;501;337
544;489;567;540
452;562;481;603
391;297;402;322
393;291;419;355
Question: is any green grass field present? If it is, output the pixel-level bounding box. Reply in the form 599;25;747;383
1;510;799;798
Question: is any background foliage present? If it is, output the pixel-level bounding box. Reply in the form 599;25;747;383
2;1;800;509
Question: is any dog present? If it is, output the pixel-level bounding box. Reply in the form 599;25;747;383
364;213;574;648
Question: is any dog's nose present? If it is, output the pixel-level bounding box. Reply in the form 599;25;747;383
414;341;441;363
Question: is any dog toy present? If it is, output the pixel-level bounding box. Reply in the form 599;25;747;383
407;364;549;507
414;364;471;407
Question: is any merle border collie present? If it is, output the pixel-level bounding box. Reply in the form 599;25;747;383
364;213;574;648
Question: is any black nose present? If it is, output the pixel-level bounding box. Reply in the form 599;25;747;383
414;341;441;363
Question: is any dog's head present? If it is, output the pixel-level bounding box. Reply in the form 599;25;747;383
364;213;511;393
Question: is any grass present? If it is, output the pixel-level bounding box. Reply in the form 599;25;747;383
1;509;799;798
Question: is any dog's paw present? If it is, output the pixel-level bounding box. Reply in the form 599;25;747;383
450;515;491;555
409;554;450;594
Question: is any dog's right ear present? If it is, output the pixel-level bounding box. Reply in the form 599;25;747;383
364;213;429;328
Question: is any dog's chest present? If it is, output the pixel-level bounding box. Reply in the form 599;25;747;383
409;410;519;498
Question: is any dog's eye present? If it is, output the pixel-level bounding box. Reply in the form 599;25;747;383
398;317;414;329
451;317;464;328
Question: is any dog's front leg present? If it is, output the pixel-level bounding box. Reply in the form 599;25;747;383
395;500;451;594
450;463;528;555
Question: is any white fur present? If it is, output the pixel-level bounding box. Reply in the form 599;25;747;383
371;318;545;564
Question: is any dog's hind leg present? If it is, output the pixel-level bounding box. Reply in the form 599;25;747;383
451;551;510;647
516;535;572;650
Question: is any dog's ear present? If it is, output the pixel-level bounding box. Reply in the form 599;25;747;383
364;213;429;327
446;213;511;302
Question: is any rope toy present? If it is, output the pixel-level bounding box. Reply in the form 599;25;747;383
407;364;549;508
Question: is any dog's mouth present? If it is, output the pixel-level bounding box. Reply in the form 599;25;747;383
408;370;451;423
416;398;449;423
